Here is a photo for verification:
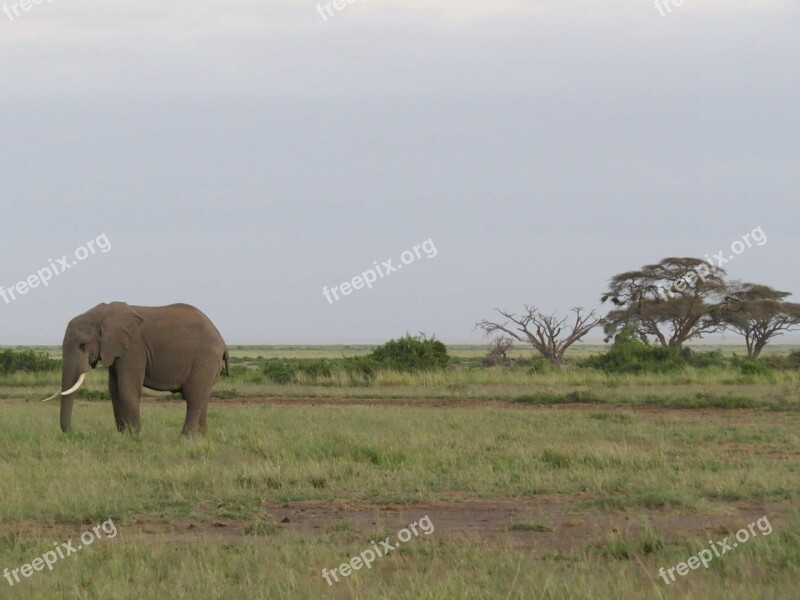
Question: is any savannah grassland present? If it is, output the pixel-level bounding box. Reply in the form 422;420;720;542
1;346;799;599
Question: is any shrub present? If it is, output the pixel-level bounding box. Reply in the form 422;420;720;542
295;359;333;379
260;359;296;384
257;335;449;385
758;352;800;371
739;360;774;377
482;337;514;367
260;357;372;385
580;325;684;374
340;356;376;382
0;349;59;374
680;348;727;368
526;357;556;374
368;334;449;372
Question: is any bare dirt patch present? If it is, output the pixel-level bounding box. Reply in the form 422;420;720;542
5;499;790;552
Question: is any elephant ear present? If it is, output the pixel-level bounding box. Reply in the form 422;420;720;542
99;302;144;366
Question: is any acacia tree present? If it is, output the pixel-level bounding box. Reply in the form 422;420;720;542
601;257;728;348
715;283;800;358
476;306;602;365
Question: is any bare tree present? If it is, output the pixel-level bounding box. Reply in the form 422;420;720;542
482;336;514;366
477;306;602;366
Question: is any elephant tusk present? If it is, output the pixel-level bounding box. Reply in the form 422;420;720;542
42;372;87;401
60;373;86;396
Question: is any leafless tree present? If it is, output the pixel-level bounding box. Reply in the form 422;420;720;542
477;306;602;366
482;336;514;366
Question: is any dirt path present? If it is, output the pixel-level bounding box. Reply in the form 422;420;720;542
11;396;795;423
5;499;788;551
31;396;791;417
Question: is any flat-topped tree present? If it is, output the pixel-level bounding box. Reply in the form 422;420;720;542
601;257;728;348
715;283;800;358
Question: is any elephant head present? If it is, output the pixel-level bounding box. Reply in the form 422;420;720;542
43;302;143;432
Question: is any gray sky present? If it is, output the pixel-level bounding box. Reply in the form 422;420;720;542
1;0;798;344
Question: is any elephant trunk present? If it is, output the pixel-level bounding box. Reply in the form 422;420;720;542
59;367;86;433
60;393;75;433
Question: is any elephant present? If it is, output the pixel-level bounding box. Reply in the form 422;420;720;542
43;302;228;435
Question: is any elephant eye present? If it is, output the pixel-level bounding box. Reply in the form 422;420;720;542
79;343;87;351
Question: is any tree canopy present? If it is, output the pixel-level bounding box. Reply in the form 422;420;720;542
601;257;728;348
714;283;800;358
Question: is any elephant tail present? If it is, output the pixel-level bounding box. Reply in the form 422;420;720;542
223;349;230;376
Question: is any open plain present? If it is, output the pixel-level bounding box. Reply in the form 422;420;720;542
1;346;798;599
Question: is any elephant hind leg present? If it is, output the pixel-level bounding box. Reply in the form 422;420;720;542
199;403;209;435
181;403;203;436
181;366;216;436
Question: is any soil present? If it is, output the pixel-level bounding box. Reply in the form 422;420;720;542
4;498;788;551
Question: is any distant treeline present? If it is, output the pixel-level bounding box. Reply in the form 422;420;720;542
0;349;60;374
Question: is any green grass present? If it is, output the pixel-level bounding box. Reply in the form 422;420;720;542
2;532;799;599
0;402;798;598
243;521;280;536
1;402;799;519
3;344;800;598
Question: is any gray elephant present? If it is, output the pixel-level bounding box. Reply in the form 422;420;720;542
43;302;228;435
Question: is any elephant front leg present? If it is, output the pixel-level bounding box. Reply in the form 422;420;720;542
110;366;143;434
109;368;126;432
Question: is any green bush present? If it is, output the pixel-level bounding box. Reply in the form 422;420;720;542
260;357;371;385
581;326;684;374
739;360;774;377
260;359;297;384
0;349;59;374
757;352;800;371
340;356;376;383
256;335;448;385
368;334;449;372
261;359;335;383
525;357;556;374
296;359;333;379
680;348;727;368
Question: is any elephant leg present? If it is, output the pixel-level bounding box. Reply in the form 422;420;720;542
114;367;143;434
108;368;126;432
181;368;216;436
199;403;208;435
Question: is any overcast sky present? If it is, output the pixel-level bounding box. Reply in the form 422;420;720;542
1;0;798;344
